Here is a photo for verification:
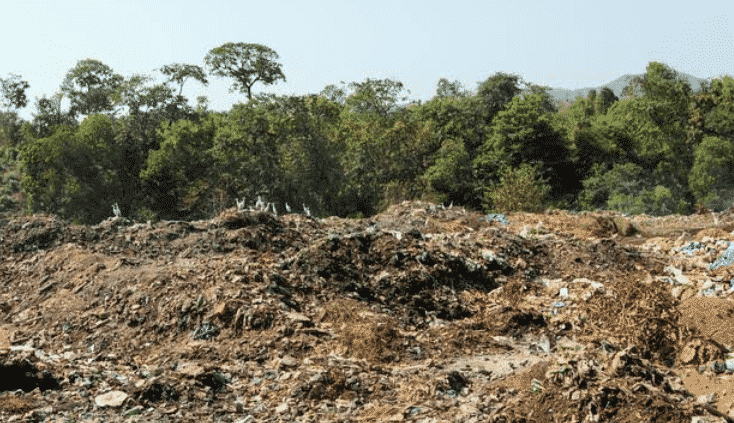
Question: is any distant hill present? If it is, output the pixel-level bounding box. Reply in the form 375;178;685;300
517;70;732;107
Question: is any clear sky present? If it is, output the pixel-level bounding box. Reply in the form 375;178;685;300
2;0;732;124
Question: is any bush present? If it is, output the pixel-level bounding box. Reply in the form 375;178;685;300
607;185;675;216
482;163;551;214
134;207;160;224
0;195;15;212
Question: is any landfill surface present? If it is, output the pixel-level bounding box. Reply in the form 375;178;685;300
2;200;734;422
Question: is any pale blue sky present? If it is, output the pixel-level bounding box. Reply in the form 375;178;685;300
2;0;732;124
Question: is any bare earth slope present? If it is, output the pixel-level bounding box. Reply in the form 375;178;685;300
2;201;734;422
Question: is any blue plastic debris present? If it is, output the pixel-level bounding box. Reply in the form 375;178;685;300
679;241;704;255
701;287;717;297
481;213;510;225
709;242;734;271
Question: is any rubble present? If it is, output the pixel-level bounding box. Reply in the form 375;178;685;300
1;200;734;421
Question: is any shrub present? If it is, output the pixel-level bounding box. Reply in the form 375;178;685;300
134;207;160;224
482;163;551;214
607;184;675;216
346;211;365;219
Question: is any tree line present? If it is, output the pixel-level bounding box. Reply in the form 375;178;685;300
0;42;733;226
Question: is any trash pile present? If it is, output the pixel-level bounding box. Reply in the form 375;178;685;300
2;200;734;422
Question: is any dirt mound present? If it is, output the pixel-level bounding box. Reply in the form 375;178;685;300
1;201;734;422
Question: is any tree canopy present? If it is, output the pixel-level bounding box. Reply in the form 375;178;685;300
204;42;286;101
5;52;734;223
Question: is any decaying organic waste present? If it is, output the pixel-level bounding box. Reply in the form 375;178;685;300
3;200;734;422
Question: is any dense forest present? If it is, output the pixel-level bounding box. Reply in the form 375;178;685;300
0;42;733;226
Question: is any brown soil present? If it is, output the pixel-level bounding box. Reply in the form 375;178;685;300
2;201;734;422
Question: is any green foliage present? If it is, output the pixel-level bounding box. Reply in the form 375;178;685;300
0;110;26;149
15;114;126;224
330;100;439;215
577;162;645;211
341;78;412;121
406;92;489;209
688;135;734;210
10;53;734;223
106;109;186;221
156;63;209;97
419;137;473;205
549;91;638;189
567;63;703;217
435;78;470;99
482;163;551;214
550;93;600;149
204;43;286;101
410;93;484;151
182;93;349;219
607;63;693;163
0;73;30;110
30;92;78;139
576;161;680;215
595;87;619;115
263;94;346;217
327;110;384;216
607;185;675;216
134;206;160;224
346;211;365;219
60;59;125;119
475;71;525;121
140;112;223;219
473;91;577;202
699;77;734;142
1;173;21;195
17;125;75;215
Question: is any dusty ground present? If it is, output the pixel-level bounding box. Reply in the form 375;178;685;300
2;200;734;422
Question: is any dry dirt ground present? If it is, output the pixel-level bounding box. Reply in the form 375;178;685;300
3;200;734;422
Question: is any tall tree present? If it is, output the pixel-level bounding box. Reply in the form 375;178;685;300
475;71;524;121
0;73;31;149
153;64;210;124
702;76;734;142
692;79;713;96
30;92;78;139
139;112;224;220
60;59;125;120
435;78;470;99
204;42;286;101
586;89;597;117
522;83;559;114
0;73;30;111
156;63;209;97
473;91;578;209
109;73;198;127
408;93;487;208
595;87;619;115
343;78;412;120
320;82;348;105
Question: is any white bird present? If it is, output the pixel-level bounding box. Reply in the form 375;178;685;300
236;198;245;212
303;204;311;217
256;195;265;211
285;203;291;213
449;201;453;209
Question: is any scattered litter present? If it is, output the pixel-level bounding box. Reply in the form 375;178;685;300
709;242;734;271
481;213;510;225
